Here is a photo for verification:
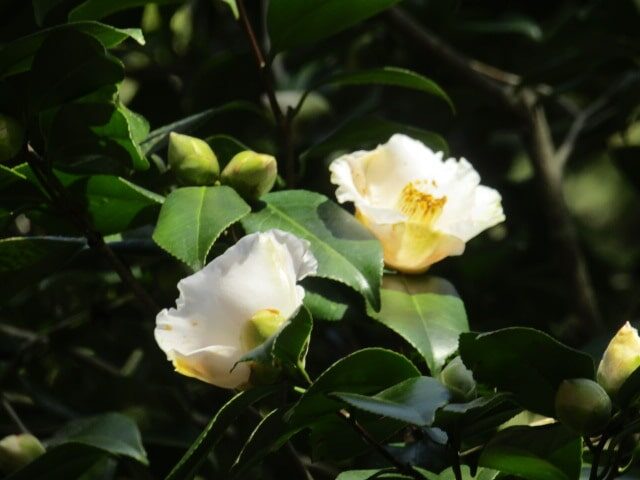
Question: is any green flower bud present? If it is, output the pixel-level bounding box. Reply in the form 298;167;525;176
168;132;219;186
0;434;45;473
555;379;612;435
221;150;277;200
597;322;640;396
439;356;476;401
0;114;25;163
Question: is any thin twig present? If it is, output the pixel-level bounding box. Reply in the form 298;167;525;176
1;396;30;434
337;410;425;480
235;0;297;186
24;145;159;315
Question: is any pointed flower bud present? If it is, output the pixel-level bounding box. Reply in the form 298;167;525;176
555;379;611;434
168;132;219;186
0;434;45;473
439;356;476;401
221;150;277;200
0;114;25;163
597;322;640;396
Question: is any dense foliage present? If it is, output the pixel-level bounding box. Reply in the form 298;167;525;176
1;0;640;479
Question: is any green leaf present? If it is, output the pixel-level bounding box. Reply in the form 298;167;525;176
69;0;181;21
152;186;250;270
32;0;65;26
334;376;451;426
318;67;453;111
0;22;144;78
289;348;420;424
0;236;85;300
48;413;147;464
165;386;279;480
29;29;124;113
46;102;149;174
434;394;521;442
368;275;469;374
221;0;239;19
479;424;582;480
459;328;595;417
302;116;448;162
241;190;383;310
268;0;401;53
62;173;163;235
141;101;265;155
302;277;351;321
230;408;304;477
5;444;106;480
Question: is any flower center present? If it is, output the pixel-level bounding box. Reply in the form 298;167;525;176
397;181;446;223
240;308;286;351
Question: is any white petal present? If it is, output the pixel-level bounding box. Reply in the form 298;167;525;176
169;345;251;389
154;229;317;389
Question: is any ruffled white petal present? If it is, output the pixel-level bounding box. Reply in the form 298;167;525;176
155;229;317;389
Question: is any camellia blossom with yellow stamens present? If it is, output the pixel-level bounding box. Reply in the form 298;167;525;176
329;134;505;273
155;229;317;389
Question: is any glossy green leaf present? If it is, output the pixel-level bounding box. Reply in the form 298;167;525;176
318;67;453;111
221;0;239;18
0;22;144;78
5;444;106;480
334;376;451;426
48;413;147;464
459;328;595;417
302;277;352;321
369;275;469;374
310;414;403;462
434;394;521;442
152;186;250;270
142;101;265;155
29;29;123;113
242;190;383;309
268;0;401;53
165;386;279;480
0;236;85;300
230;408;304;477
479;424;582;480
289;348;420;424
69;0;181;21
302;116;448;162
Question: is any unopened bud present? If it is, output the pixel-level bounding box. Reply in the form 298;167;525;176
555;379;611;434
0;114;25;162
168;132;219;186
221;151;277;200
241;308;286;351
597;322;640;396
439;356;476;401
0;434;45;473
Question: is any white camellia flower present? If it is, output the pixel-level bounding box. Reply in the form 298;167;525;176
155;229;318;389
329;134;505;273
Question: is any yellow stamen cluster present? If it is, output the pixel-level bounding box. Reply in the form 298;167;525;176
398;182;446;223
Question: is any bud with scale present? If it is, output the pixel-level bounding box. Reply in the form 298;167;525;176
555;378;612;435
0;114;25;163
0;434;45;473
221;150;277;201
168;132;220;186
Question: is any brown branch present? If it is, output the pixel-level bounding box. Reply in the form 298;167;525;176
236;0;297;186
25;146;160;316
337;410;425;480
388;6;604;336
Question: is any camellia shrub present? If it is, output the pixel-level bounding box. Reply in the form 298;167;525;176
1;1;640;480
